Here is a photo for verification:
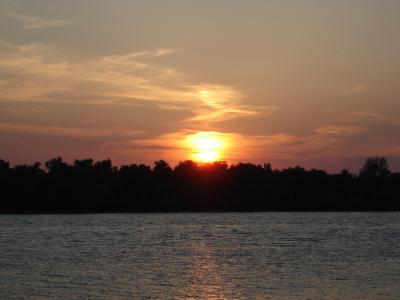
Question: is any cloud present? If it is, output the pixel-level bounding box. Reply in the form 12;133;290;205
0;1;75;30
0;40;271;166
0;122;142;138
0;42;265;127
129;48;182;58
338;83;367;96
315;125;365;136
104;130;245;164
6;12;75;30
1;41;396;171
339;111;390;123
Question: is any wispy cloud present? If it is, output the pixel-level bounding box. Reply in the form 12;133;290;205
105;130;244;163
315;125;365;136
345;111;389;122
0;42;265;127
0;122;142;138
0;40;271;166
338;83;367;96
1;40;397;171
0;0;75;30
3;12;75;29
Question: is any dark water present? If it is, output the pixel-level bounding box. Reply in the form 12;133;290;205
0;213;399;299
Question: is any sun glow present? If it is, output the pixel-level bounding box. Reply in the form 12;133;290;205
186;132;227;163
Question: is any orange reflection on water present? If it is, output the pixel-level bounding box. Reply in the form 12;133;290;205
180;240;237;299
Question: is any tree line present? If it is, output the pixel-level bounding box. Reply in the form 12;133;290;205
0;156;399;213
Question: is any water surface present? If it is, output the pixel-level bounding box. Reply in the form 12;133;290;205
1;213;399;299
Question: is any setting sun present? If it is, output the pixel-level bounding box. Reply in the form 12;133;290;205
186;132;227;163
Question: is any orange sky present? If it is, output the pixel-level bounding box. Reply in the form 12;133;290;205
0;0;400;171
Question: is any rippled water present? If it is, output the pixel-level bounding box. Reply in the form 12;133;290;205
0;213;399;299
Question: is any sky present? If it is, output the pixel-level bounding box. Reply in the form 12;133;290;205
0;0;400;172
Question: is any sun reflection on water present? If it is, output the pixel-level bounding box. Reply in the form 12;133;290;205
180;240;237;299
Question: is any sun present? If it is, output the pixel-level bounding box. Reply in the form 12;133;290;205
186;132;227;163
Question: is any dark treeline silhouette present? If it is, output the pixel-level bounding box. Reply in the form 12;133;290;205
0;156;399;213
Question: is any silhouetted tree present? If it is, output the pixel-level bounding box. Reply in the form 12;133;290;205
153;160;172;176
45;157;69;174
0;159;10;171
360;156;391;177
0;156;399;212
